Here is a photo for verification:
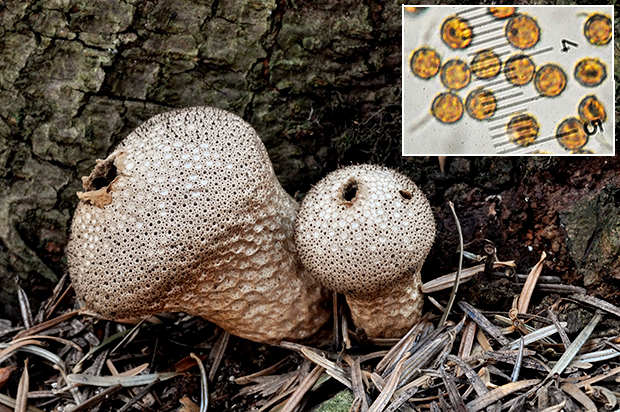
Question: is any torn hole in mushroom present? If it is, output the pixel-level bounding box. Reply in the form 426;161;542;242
77;151;126;208
340;178;359;205
81;152;126;191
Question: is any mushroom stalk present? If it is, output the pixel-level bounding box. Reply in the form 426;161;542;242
345;276;424;338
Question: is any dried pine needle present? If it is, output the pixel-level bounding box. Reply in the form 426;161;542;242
0;340;44;363
422;261;516;293
504;323;567;350
13;310;80;340
539;400;566;412
300;346;351;389
66;372;180;387
546;313;602;379
546;309;571;350
0;393;45;412
509;338;524;382
439;201;463;326
208;331;229;383
190;353;209;412
15;359;29;412
439;365;466;412
459;301;510;346
351;357;369;411
235;358;291;385
375;317;428;375
279;365;324;412
0;342;67;374
17;285;34;330
516;251;546;314
367;354;409;412
465;379;540;412
446;355;488;396
570;294;620;318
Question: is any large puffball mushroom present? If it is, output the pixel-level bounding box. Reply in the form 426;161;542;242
295;165;435;338
67;106;330;344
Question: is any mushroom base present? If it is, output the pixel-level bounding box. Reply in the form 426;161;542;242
345;272;424;338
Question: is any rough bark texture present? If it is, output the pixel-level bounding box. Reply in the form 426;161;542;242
0;0;619;321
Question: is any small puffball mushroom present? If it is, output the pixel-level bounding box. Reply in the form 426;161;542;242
67;106;329;344
295;165;435;338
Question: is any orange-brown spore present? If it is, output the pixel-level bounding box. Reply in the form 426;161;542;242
556;117;588;151
578;95;606;123
440;58;471;90
471;49;502;79
506;14;540;49
410;47;441;79
441;16;473;49
431;92;464;124
466;88;496;121
584;13;611;46
489;7;516;19
507;113;539;146
504;54;535;86
535;64;567;97
574;58;607;87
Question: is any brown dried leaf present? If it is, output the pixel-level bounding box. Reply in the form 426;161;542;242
561;383;597;412
0;366;17;390
179;396;201;412
14;360;29;412
174;354;207;373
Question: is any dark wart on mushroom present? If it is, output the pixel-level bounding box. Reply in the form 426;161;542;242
295;165;436;338
67;107;330;344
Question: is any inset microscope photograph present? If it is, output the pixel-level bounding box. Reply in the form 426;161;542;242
403;5;614;155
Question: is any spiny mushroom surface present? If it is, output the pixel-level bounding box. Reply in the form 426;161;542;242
67;106;329;344
295;164;436;338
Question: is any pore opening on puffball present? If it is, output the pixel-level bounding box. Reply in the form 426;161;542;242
341;178;359;203
83;156;119;191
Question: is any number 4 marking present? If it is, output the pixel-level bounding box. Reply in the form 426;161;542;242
561;39;579;53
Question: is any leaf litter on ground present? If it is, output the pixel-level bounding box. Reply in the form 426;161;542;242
3;226;620;411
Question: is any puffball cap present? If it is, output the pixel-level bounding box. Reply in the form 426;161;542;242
295;165;435;296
